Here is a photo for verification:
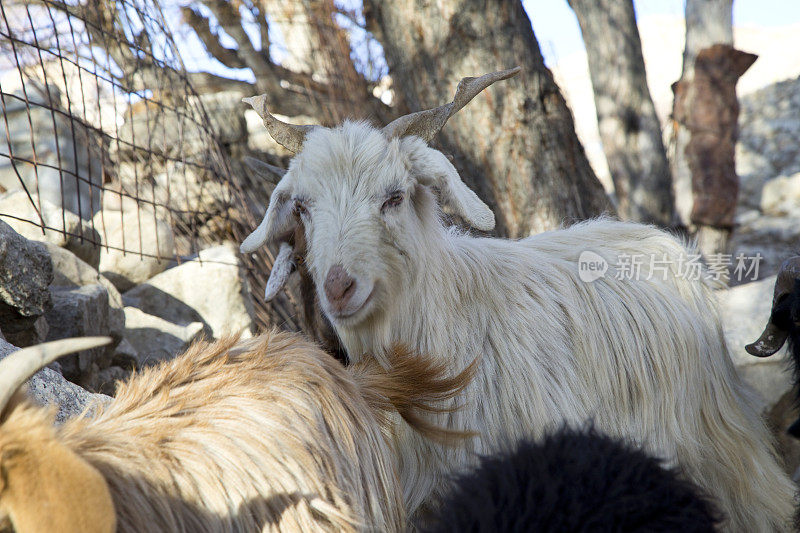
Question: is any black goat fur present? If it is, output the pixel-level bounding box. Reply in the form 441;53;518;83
422;427;720;533
772;280;800;438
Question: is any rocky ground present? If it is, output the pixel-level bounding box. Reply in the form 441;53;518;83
0;205;256;400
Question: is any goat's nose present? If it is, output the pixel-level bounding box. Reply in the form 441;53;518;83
324;264;356;310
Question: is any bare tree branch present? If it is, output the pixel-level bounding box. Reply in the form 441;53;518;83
200;0;274;88
180;6;246;70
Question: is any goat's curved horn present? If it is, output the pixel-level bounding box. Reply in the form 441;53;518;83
0;337;112;414
382;67;521;142
746;256;800;357
265;242;296;301
243;156;287;185
242;95;315;153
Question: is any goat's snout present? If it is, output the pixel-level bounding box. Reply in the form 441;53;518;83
324;264;356;312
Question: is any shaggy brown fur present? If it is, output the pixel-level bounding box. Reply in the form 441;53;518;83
0;396;115;533
0;330;474;532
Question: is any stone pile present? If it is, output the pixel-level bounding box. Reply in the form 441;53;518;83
0;201;256;397
731;76;800;280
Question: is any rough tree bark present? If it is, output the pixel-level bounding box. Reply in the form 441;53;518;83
364;0;613;237
671;0;754;259
672;0;734;231
568;0;674;226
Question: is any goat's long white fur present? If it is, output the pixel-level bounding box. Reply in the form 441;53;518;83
245;121;796;532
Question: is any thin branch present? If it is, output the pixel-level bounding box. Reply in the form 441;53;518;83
180;6;246;69
200;0;273;85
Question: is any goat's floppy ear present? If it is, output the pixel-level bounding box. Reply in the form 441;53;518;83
400;137;495;231
240;179;295;253
264;242;296;301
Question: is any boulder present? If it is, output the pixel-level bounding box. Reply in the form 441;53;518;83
112;337;139;368
760;173;800;217
730;215;800;280
44;243;126;390
738;76;800;186
0;82;102;220
45;284;116;386
0;190;102;268
45;241;125;332
95;365;130;397
123;306;204;367
6;316;49;347
123;243;256;338
0;336;109;424
93;194;175;291
116;160;230;230
0;220;53;337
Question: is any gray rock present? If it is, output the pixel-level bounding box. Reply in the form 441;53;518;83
0;220;53;335
4;315;49;348
112;337;139;368
730;215;800;281
761;173;800;216
194;91;248;145
0;191;102;268
95;365;131;397
115;160;229;234
737;76;800;203
93;194;175;291
123;243;255;339
45;242;125;338
123;306;204;367
0;82;102;220
45;284;116;385
0;336;109;424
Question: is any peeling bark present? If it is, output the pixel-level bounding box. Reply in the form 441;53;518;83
673;45;756;229
670;0;754;258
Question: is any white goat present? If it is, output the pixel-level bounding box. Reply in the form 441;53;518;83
241;68;797;532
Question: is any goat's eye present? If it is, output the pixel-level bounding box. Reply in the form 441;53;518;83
293;199;308;218
382;192;404;212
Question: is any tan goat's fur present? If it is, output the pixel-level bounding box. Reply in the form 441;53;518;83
0;330;471;532
0;397;116;533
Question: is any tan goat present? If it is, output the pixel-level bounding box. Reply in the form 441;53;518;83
0;332;471;532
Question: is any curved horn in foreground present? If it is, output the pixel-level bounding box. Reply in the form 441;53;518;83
382;67;522;142
746;256;800;357
0;337;112;414
242;95;315;153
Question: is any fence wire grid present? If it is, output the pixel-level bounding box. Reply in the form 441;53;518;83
0;0;394;337
0;0;310;332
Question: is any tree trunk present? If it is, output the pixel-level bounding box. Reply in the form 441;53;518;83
568;0;674;226
672;0;734;232
364;0;612;237
683;0;734;78
671;0;754;262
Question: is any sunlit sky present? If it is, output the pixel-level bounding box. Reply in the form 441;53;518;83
525;0;800;66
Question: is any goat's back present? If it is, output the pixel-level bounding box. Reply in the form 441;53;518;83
58;331;403;533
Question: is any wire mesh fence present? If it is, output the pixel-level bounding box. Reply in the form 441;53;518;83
0;0;312;333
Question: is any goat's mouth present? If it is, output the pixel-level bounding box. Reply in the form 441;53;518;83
327;286;375;322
